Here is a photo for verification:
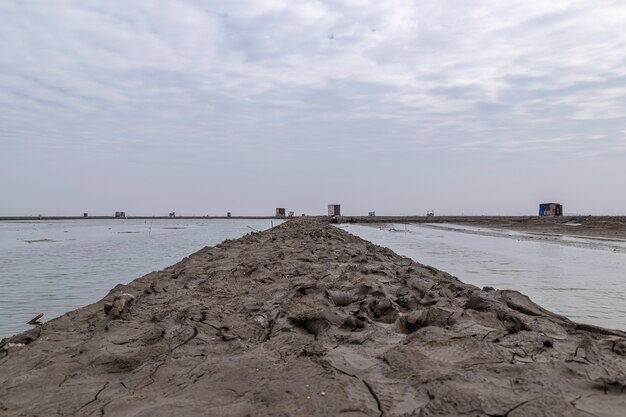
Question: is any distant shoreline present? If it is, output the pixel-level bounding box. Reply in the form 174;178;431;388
3;215;626;240
0;216;285;221
338;215;626;240
2;214;626;223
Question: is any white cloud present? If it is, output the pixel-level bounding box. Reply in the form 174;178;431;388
2;0;626;214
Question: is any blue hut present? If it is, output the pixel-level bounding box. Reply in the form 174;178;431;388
539;203;562;216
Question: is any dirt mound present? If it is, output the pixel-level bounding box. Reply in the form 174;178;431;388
1;219;625;416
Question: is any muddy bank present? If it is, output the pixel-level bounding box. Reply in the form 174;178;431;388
452;216;626;241
1;219;625;416
341;216;626;240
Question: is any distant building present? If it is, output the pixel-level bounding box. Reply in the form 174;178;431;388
276;208;286;218
539;203;563;216
115;211;126;218
368;211;376;217
288;211;294;217
328;204;341;217
227;212;231;217
83;213;88;217
427;210;434;217
169;212;175;217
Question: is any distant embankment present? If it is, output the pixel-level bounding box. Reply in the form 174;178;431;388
4;215;626;229
336;215;626;224
335;215;538;224
335;215;626;240
0;216;288;221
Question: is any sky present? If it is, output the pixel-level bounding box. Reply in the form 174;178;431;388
2;0;626;216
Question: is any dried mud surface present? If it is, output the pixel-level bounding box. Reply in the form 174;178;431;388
1;219;625;416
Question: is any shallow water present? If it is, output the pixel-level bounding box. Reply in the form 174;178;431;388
0;219;279;339
344;223;626;331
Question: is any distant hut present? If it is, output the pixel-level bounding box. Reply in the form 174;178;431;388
227;212;231;217
169;212;176;217
539;203;563;217
83;213;88;217
276;208;286;218
368;211;376;217
328;204;341;217
115;211;126;218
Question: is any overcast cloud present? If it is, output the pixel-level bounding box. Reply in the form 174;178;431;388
2;0;626;216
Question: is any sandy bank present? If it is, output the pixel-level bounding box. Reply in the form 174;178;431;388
1;219;625;416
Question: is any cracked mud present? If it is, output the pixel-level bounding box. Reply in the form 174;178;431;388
1;219;625;416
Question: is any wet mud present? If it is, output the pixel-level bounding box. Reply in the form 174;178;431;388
343;215;626;241
1;219;625;416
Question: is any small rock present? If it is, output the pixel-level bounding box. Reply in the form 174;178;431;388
614;341;626;356
103;302;113;315
119;293;136;302
406;310;425;325
2;342;25;351
109;297;127;319
105;293;136;319
27;313;44;325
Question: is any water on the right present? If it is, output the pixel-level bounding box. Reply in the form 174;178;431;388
343;223;626;331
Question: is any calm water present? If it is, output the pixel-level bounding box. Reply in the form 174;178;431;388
344;223;626;331
0;219;279;339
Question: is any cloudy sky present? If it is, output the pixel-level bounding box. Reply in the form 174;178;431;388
2;0;626;216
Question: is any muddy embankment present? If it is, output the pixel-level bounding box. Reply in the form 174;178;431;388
1;219;625;416
340;216;626;240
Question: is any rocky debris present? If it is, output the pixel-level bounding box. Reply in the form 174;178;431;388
0;219;625;416
26;313;43;325
103;293;136;319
